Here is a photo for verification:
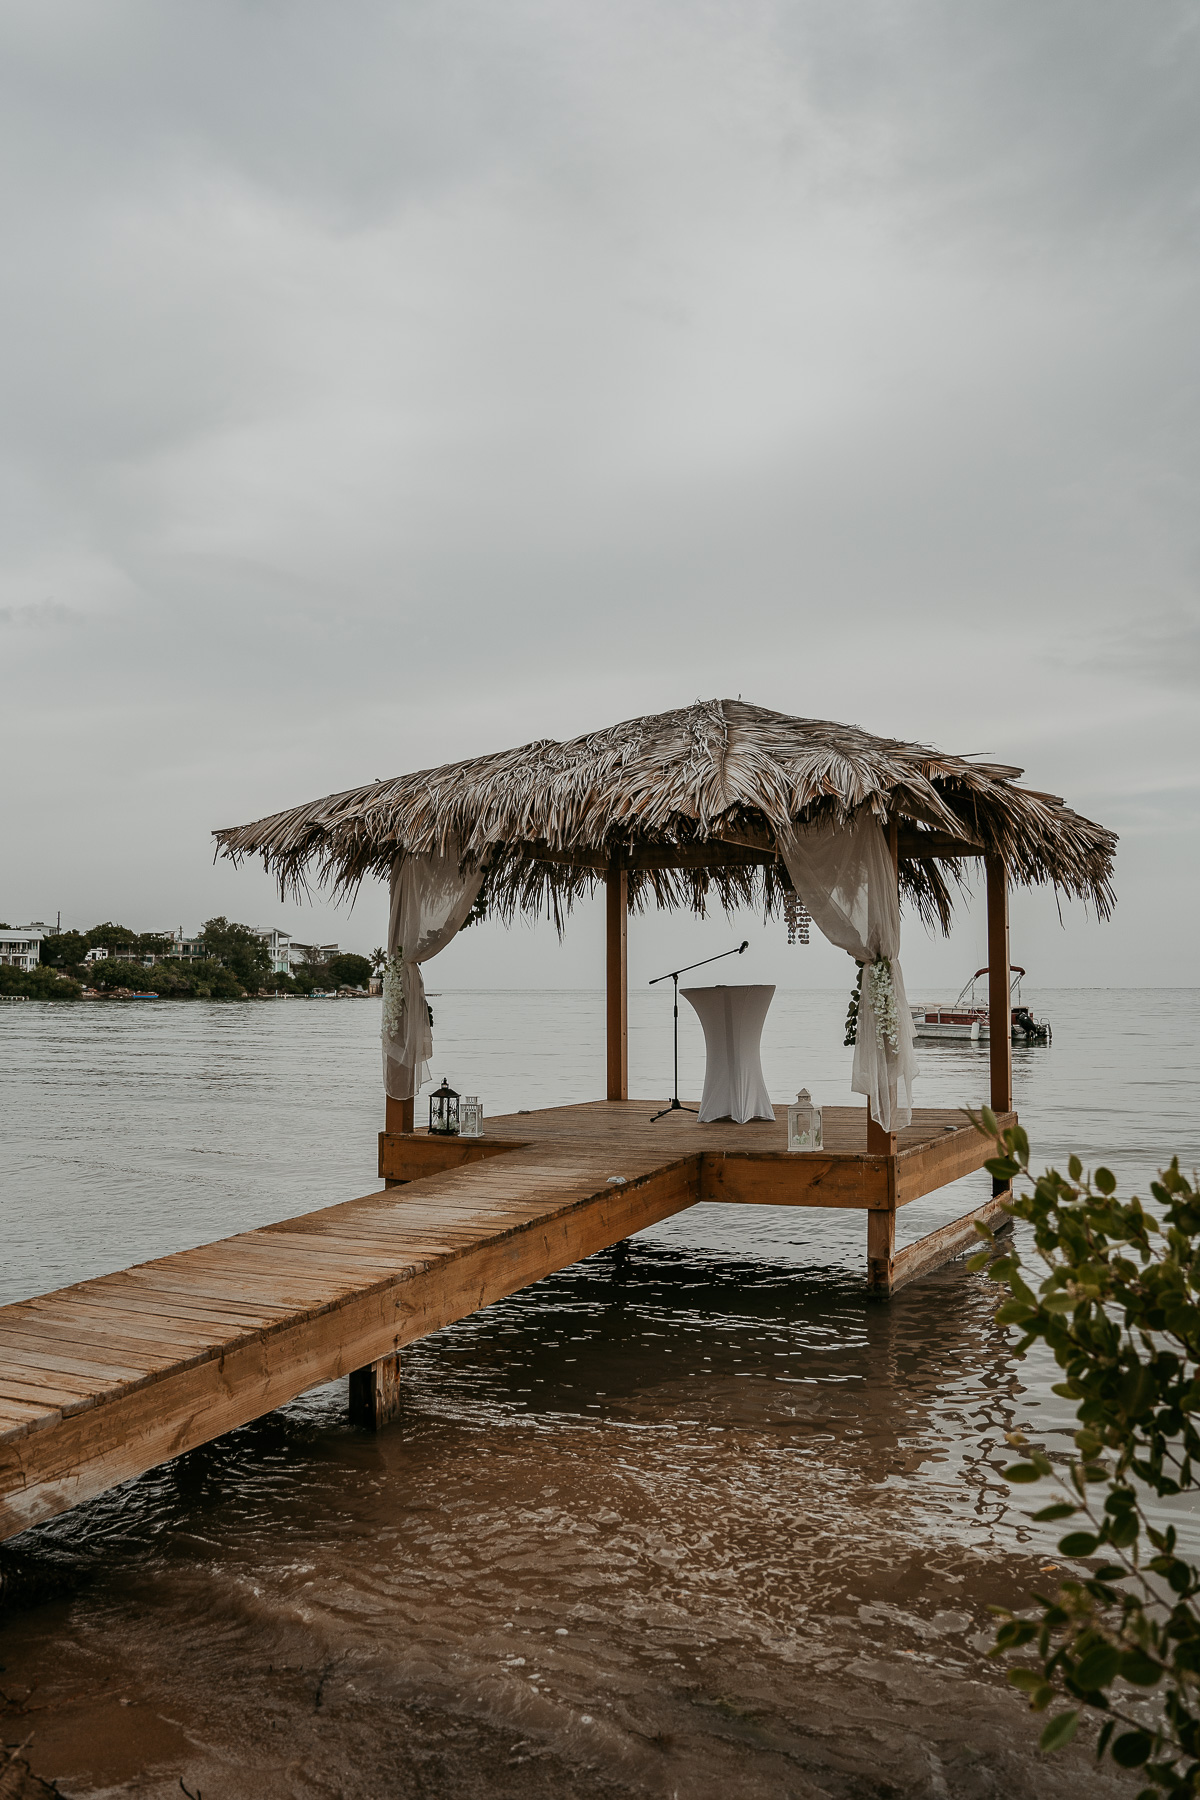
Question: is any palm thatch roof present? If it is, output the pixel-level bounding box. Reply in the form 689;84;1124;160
213;698;1116;933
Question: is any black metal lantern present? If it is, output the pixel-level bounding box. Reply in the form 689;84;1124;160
428;1077;460;1136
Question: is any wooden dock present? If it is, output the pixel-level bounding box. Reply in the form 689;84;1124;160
0;1101;1011;1544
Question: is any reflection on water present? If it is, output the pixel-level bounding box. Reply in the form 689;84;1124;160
1;989;1197;1796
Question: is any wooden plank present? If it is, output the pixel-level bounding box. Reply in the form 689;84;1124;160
0;1323;171;1369
987;857;1013;1113
890;1193;1015;1294
894;1113;1016;1207
0;1343;152;1387
28;1281;299;1325
20;1293;286;1341
0;1321;209;1376
606;861;628;1101
0;1373;99;1414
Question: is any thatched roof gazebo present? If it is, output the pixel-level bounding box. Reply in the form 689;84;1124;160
215;698;1115;1297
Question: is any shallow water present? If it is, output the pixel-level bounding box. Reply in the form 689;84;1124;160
1;988;1197;1798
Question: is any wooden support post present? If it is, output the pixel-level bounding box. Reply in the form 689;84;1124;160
986;855;1014;1201
385;1094;415;1135
867;1208;896;1295
606;858;628;1101
865;816;900;1283
986;856;1013;1114
348;1353;403;1430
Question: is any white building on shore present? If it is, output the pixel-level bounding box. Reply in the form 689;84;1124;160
0;927;45;970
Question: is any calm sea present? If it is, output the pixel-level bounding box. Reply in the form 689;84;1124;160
1;988;1197;1798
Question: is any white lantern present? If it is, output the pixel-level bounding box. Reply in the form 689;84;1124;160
787;1088;822;1152
460;1095;483;1138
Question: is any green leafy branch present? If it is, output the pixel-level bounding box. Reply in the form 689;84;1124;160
969;1107;1200;1795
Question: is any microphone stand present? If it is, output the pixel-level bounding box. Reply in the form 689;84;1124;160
649;942;749;1121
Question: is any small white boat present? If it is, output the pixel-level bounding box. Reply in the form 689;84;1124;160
908;1007;980;1041
911;967;1051;1044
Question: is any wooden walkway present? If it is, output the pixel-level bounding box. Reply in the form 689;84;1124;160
0;1101;1010;1544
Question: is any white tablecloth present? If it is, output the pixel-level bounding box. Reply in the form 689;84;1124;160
680;984;776;1124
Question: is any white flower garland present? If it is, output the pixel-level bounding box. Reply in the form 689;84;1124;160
381;950;406;1042
867;954;900;1054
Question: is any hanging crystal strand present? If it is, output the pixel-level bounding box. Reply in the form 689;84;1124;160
783;893;811;946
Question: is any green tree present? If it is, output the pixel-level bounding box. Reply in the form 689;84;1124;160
90;959;158;991
0;964;80;999
197;918;270;993
326;952;372;989
39;930;89;971
84;921;139;952
972;1109;1200;1793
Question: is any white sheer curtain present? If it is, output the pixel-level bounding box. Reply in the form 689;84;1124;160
777;815;918;1131
382;845;484;1103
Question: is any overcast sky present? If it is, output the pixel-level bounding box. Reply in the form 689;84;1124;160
2;0;1197;989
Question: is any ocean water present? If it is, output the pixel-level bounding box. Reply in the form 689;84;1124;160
1;988;1197;1799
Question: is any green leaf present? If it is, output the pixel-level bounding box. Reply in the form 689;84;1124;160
1039;1711;1079;1753
996;1300;1037;1325
1111;1730;1153;1769
1073;1644;1121;1690
1058;1532;1099;1556
1107;1514;1139;1549
980;1104;998;1136
1118;1650;1162;1687
1094;1167;1117;1196
1068;1154;1083;1182
1031;1503;1078;1521
1004;1463;1045;1484
1008;1667;1045;1693
1041;1291;1078;1313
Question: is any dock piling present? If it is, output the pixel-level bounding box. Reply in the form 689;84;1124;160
348;1353;403;1431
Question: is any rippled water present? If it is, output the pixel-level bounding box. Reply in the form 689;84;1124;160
1;989;1197;1798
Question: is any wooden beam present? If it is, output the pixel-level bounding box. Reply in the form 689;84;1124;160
889;1192;1014;1294
700;1152;889;1209
897;830;986;861
606;860;628;1101
527;841;772;874
348;1353;403;1430
986;857;1013;1113
894;1112;1016;1206
379;1133;520;1183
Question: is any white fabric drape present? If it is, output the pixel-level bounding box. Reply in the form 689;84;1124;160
777;815;918;1131
382;845;484;1103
